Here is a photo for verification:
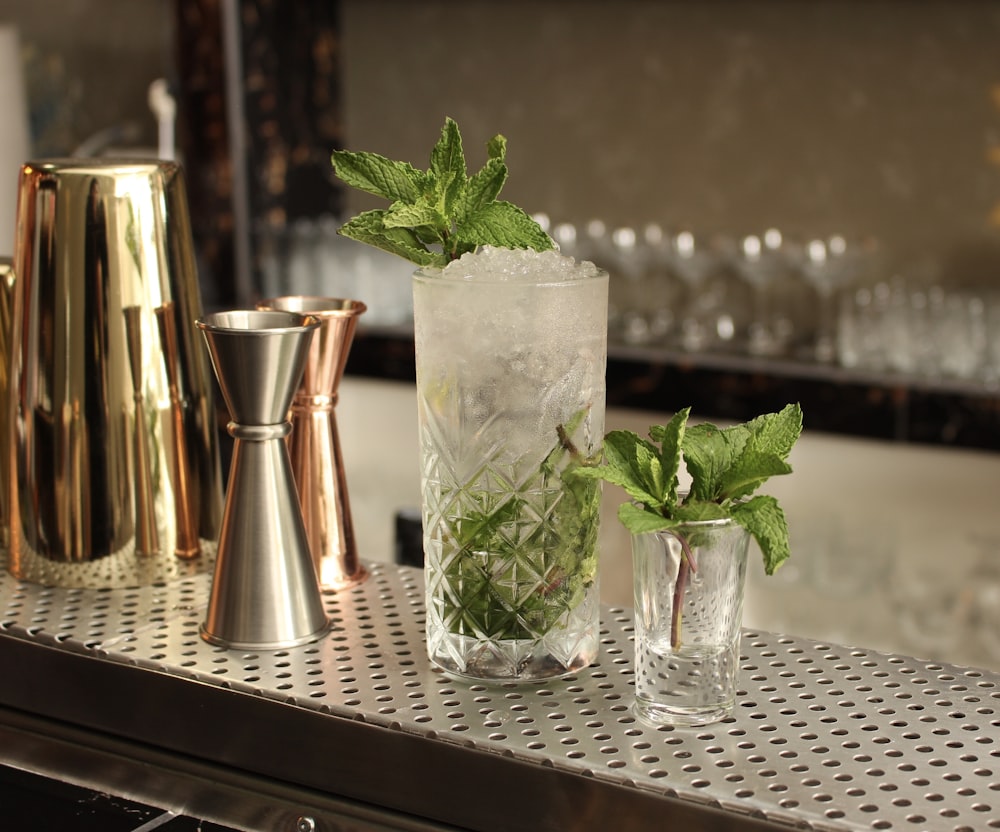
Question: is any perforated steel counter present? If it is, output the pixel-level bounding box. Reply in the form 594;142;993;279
1;558;998;832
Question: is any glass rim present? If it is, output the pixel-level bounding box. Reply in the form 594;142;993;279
413;262;609;288
639;516;741;535
256;295;368;318
629;496;747;535
196;309;321;334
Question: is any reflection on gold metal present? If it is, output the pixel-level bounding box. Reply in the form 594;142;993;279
156;302;200;559
123;306;160;556
257;296;368;590
0;258;14;549
7;160;224;588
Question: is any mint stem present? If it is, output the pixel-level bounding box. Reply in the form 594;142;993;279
556;423;582;463
671;532;698;651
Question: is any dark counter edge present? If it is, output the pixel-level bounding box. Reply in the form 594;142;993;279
0;634;789;832
345;326;1000;452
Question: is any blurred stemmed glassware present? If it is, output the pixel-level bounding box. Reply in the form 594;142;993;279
551;220;580;259
799;234;874;362
608;226;644;344
256;216;412;326
667;230;717;352
695;235;751;353
837;273;994;383
799;239;838;361
735;234;780;356
638;223;682;345
733;229;805;358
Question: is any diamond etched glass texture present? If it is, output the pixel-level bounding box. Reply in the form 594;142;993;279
413;253;608;682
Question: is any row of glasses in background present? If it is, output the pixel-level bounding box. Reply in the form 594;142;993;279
253;214;999;386
253;213;868;362
838;278;1000;384
255;216;414;325
543;216;879;363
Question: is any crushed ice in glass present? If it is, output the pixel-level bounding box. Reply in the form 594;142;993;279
441;245;602;281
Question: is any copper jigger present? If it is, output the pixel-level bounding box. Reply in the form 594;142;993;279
257;296;367;590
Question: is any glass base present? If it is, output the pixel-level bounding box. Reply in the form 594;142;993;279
428;628;597;684
425;570;601;684
634;696;734;727
632;640;740;726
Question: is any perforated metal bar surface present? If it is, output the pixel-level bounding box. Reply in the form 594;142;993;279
1;559;998;832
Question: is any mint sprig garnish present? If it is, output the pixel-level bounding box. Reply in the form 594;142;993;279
331;117;554;267
572;403;801;650
572;403;803;576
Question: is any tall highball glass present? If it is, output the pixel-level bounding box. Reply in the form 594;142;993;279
413;255;608;682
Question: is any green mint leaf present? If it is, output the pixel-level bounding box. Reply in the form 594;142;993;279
681;421;749;502
338;210;444;267
745;403;803;462
545;459;601;611
604;429;668;506
487;134;507;161
383;197;446;233
718;453;793;502
719;404;802;501
427;169;464;222
430;117;467;216
731;494;791;575
672;500;730;524
617;502;678;535
333;118;554;264
456;157;508;223
456;200;555;251
330;149;426;203
572;430;665;508
430;117;466;181
648;407;687;508
454;496;521;553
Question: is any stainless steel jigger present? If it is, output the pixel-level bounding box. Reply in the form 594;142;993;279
196;310;330;650
257;296;368;590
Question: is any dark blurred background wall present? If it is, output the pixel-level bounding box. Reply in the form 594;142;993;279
3;0;999;294
340;1;1000;288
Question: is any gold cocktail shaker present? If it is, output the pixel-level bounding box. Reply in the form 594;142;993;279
0;258;14;550
6;160;224;587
